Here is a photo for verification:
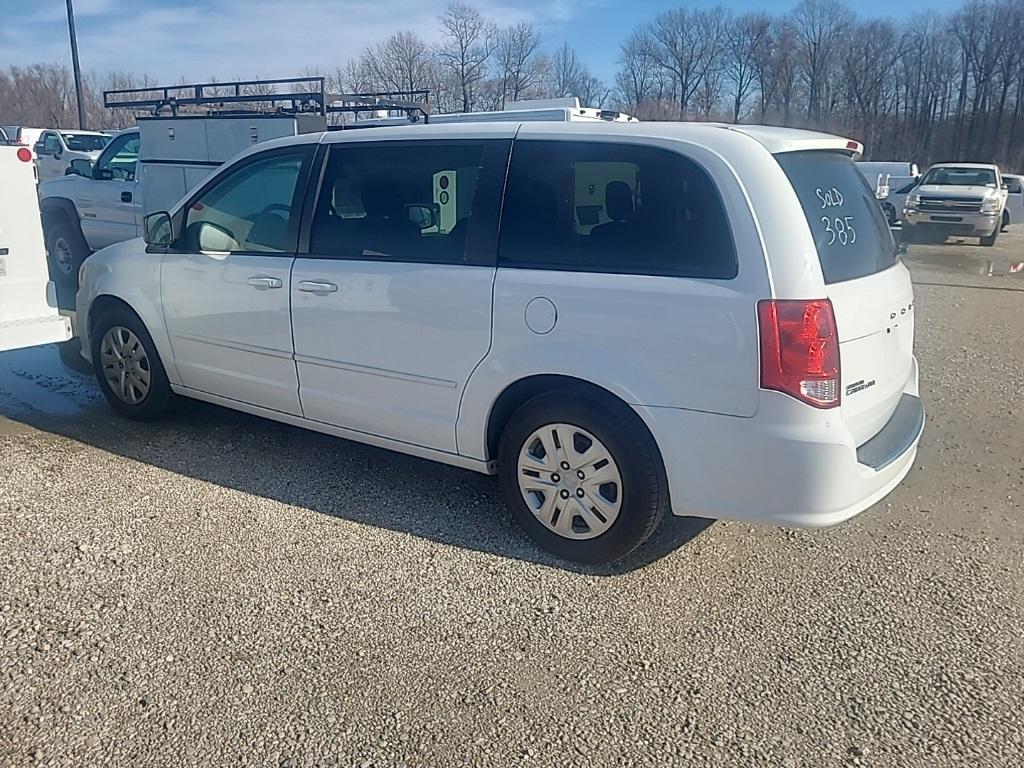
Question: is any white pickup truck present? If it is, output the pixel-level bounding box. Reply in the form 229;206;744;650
0;145;72;353
38;112;326;307
902;162;1008;246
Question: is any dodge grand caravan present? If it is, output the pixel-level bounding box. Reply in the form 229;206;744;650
76;121;924;564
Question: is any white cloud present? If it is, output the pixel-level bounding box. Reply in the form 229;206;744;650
2;0;585;83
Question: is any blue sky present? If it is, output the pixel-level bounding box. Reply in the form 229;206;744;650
0;0;960;86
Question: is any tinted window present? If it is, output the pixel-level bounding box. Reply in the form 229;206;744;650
43;133;61;153
776;151;897;285
1006;177;1022;194
62;133;109;152
183;152;305;253
95;133;140;181
921;166;997;187
498;141;736;278
309;141;506;264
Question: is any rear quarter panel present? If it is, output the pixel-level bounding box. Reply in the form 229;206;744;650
456;130;790;460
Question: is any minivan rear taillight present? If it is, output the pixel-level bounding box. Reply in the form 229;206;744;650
757;299;840;408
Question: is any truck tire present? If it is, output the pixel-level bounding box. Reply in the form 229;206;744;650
44;214;90;310
980;227;999;247
497;390;668;564
1001;210;1010;231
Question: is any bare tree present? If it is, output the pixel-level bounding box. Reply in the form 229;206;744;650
436;3;495;112
791;0;853;123
642;8;725;118
547;43;607;105
496;22;542;106
725;12;771;123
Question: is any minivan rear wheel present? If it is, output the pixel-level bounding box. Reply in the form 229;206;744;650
497;391;667;564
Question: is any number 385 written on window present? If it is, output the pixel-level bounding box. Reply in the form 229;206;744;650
820;215;856;246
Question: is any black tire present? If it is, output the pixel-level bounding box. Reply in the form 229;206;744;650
44;214;90;310
980;227;999;247
90;306;173;421
882;203;897;226
1001;210;1009;231
497;390;668;564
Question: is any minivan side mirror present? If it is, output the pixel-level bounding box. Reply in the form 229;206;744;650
143;211;173;247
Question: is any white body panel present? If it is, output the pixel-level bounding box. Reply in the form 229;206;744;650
290;259;494;452
0;147;72;351
160;252;301;415
1001;174;1024;224
78;120;923;531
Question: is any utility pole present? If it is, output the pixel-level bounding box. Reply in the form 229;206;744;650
65;0;86;129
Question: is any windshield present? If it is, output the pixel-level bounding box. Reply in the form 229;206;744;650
776;150;897;285
61;133;109;152
921;167;997;187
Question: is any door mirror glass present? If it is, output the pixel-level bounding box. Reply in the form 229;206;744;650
197;221;239;252
34;142;47;156
69;158;93;177
143;211;173;246
406;204;436;230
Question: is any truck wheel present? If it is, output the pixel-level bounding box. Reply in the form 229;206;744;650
497;390;668;564
44;215;90;310
980;227;999;247
1001;210;1010;232
90;307;173;421
882;203;897;226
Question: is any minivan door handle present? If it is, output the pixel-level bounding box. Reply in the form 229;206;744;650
297;280;339;294
247;275;283;290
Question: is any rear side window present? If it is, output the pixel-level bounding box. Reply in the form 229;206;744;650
308;140;508;265
776;151;897;284
499;141;737;278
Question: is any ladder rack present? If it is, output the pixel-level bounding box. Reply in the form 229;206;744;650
104;77;432;123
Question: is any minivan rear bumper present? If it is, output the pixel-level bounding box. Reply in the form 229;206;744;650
634;363;923;528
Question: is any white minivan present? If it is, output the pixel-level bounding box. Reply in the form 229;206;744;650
76;122;924;563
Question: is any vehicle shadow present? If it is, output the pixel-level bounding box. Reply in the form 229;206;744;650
4;348;714;574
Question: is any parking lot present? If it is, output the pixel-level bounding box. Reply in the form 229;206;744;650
1;230;1022;767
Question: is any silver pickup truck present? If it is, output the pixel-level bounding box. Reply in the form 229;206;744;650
902;163;1008;246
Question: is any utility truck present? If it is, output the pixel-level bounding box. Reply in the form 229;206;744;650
0;145;72;352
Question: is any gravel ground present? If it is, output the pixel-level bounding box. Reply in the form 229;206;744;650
1;232;1023;767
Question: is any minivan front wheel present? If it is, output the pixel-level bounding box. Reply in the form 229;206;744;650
497;391;667;564
91;308;173;421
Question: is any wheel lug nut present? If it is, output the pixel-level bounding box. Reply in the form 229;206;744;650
576;470;585;480
576;488;585;497
551;473;560;483
560;489;570;499
560;461;570;470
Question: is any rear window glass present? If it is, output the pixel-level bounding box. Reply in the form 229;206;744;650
499;141;737;279
62;133;108;152
777;151;897;284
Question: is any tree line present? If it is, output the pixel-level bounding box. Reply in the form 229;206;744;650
2;0;1023;170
